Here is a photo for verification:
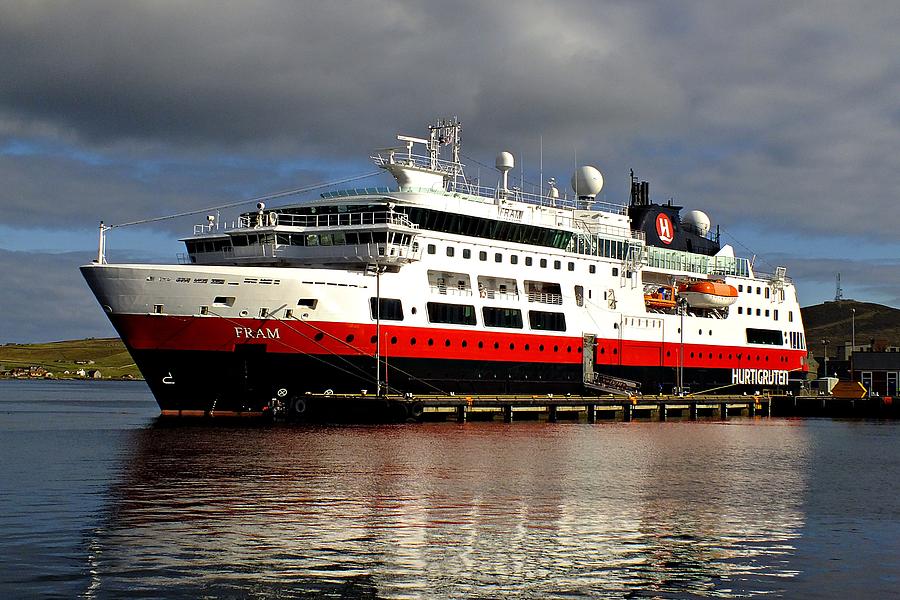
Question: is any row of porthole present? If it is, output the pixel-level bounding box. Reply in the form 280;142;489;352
312;332;789;363
594;347;791;364
319;332;584;354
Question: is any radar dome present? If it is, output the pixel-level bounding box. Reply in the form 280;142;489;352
682;210;711;236
495;151;515;172
570;166;604;198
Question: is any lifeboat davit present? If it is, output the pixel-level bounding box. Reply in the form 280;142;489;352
678;280;738;309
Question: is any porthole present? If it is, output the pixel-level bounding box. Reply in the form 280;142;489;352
428;339;434;346
494;342;500;350
410;338;417;345
391;336;397;344
718;353;722;359
666;351;671;357
509;343;515;350
411;307;417;315
600;348;605;354
567;346;572;352
690;352;695;358
370;335;377;343
314;333;325;342
708;330;713;335
708;353;712;359
478;341;484;349
699;329;703;335
612;348;617;355
346;334;355;343
577;347;582;354
462;340;468;348
553;345;559;352
445;339;451;347
525;344;530;351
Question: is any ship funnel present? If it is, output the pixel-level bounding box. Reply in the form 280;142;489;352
496;151;514;200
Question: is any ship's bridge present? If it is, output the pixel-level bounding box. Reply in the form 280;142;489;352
180;199;421;268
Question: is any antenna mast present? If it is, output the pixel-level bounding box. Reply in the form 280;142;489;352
835;273;843;301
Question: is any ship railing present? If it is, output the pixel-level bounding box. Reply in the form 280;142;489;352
371;152;462;176
192;223;222;235
482;289;520;301
444;181;629;216
232;210;418;230
213;241;420;264
430;285;474;297
527;292;563;305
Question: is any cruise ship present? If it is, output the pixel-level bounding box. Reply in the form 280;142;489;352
81;118;808;416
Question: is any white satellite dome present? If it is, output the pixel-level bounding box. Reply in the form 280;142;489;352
495;151;515;172
682;209;711;237
570;166;604;198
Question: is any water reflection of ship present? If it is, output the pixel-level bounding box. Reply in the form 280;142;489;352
86;421;808;597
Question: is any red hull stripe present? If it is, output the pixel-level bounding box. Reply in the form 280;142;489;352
111;314;808;372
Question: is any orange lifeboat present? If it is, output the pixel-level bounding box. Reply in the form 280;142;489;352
678;280;738;308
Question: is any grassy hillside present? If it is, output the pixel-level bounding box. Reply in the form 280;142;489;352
0;338;142;379
802;300;900;357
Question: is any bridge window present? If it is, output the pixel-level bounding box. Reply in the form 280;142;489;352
427;244;436;254
525;257;533;266
463;249;471;259
589;265;596;274
298;299;318;309
540;258;548;268
479;251;487;261
446;247;455;257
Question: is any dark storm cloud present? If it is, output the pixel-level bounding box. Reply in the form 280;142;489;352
2;1;898;237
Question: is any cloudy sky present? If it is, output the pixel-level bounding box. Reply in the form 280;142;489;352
2;0;899;342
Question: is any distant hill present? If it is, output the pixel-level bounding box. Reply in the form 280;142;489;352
0;338;141;380
802;300;900;357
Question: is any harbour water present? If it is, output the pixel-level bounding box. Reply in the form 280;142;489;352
1;380;898;598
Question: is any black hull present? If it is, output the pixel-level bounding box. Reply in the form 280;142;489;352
129;348;782;416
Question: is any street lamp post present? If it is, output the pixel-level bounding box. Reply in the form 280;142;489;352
822;338;829;379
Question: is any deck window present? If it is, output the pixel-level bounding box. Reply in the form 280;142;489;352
370;297;404;321
426;302;476;325
482;307;523;329
746;328;783;345
529;310;566;331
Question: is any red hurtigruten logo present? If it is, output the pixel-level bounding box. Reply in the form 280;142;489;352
655;213;674;244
